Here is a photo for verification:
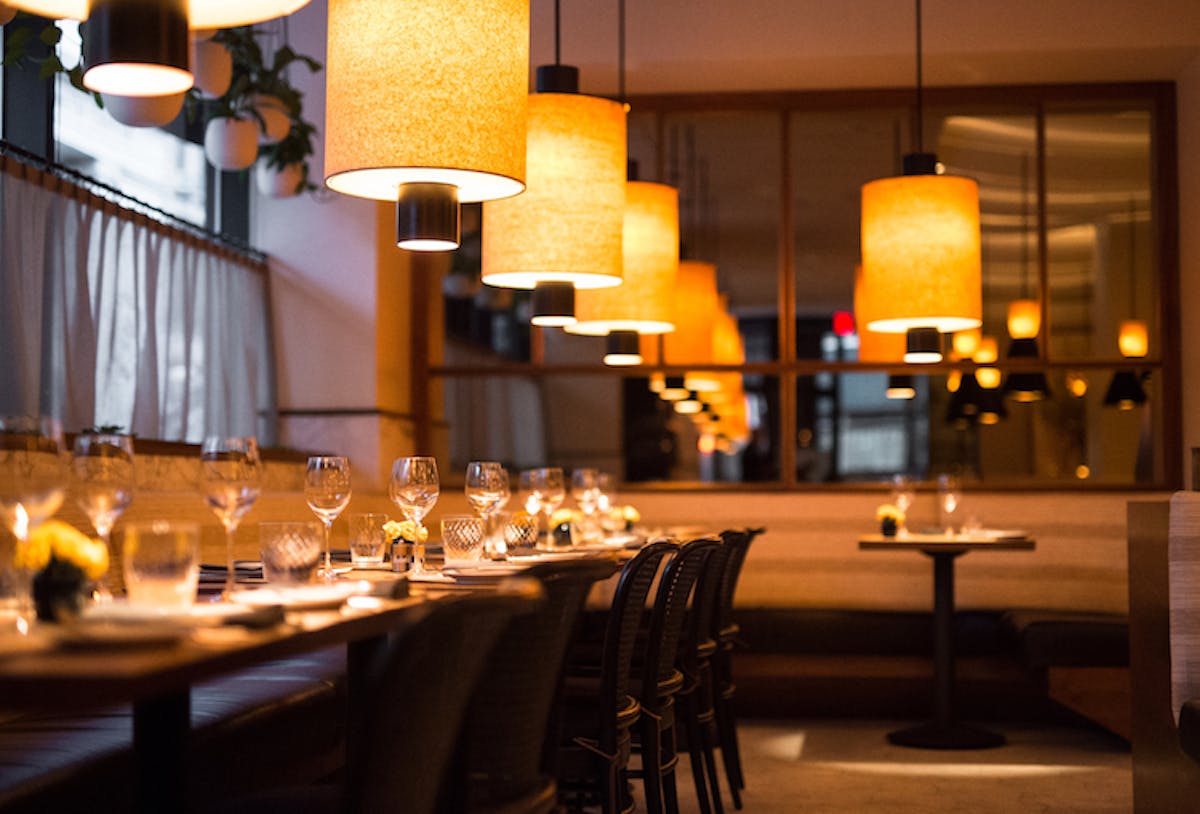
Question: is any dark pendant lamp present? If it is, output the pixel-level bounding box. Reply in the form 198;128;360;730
603;330;643;366
1105;199;1150;409
859;0;982;362
977;386;1008;426
530;282;576;328
1003;153;1050;402
947;371;982;429
659;375;689;401
886;374;917;400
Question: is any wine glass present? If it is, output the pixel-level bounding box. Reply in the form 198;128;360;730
890;474;916;537
465;461;507;555
529;467;564;544
305;456;352;582
519;469;540;516
0;416;66;629
71;431;134;598
571;468;600;543
389;456;439;573
200;436;261;600
938;473;962;535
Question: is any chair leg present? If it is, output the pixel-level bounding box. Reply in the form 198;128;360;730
662;711;681;814
715;690;745;806
683;692;714;814
638;712;665;814
700;711;726;814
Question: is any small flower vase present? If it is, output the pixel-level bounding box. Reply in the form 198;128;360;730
32;558;90;622
551;521;575;549
880;517;898;538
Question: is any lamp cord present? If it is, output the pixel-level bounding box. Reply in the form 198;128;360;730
618;0;626;103
1129;198;1137;315
1021;153;1030;298
915;0;924;153
554;0;561;65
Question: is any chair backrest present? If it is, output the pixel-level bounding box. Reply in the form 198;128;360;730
682;540;734;676
458;557;620;808
640;538;720;699
348;581;543;814
599;541;678;748
715;528;760;636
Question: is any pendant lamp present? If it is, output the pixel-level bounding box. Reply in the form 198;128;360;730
325;0;529;251
12;0;312;96
1104;200;1150;410
566;175;679;360
686;296;742;394
855;264;915;400
481;0;626;315
974;336;1002;391
860;0;981;354
1003;153;1049;401
642;260;719;397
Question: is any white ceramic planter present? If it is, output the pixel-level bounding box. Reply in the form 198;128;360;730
191;28;216;41
254;159;304;198
192;40;232;99
251;95;291;144
101;92;185;127
204;117;259;171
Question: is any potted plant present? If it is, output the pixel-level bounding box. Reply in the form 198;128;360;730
192;37;233;99
254;117;316;197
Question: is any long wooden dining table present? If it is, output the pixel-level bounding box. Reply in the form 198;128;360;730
0;581;436;813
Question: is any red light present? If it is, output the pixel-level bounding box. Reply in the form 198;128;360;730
832;311;855;337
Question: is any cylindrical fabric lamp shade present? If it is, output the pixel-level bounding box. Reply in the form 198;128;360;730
83;0;191;96
1007;299;1041;339
652;260;718;364
567;180;678;335
861;173;982;333
1118;319;1149;358
974;336;999;365
854;263;906;363
687;296;741;393
6;0;311;27
481;92;626;289
324;0;528;205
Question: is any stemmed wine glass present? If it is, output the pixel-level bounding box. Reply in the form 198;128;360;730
890;474;916;537
571;468;600;543
530;467;565;546
200;436;261;600
465;461;508;556
389;456;439;573
305;456;352;582
937;473;962;535
71;431;134;598
0;416;66;628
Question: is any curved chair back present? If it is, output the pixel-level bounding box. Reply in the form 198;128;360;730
641;538;720;698
714;529;756;639
456;557;620;811
600;540;678;750
348;581;543;814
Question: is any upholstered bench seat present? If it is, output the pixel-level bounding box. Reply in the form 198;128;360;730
1003;610;1129;668
0;646;346;813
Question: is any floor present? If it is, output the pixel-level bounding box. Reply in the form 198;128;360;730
670;718;1132;813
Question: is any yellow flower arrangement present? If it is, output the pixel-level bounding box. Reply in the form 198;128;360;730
18;520;108;581
875;504;905;523
621;505;641;524
383;519;428;544
550;508;578;528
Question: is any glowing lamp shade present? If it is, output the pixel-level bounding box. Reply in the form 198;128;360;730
1118;319;1149;358
886;374;916;400
1007;299;1041;339
325;0;528;249
977;367;1002;390
642;260;719;365
687;298;742;393
567;180;678;335
974;336;999;365
860;173;982;333
482;91;626;288
952;328;981;359
7;0;311;28
853;264;905;364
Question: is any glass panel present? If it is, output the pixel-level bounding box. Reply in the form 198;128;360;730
1044;109;1153;360
662;110;781;360
791;107;911;358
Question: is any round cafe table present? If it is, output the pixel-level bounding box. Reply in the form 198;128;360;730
859;531;1036;750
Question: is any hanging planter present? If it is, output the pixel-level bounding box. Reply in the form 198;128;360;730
250;93;290;144
100;91;185;127
204;116;258;170
192;39;232;98
253;157;303;197
0;3;17;25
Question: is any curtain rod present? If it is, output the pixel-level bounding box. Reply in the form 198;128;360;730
0;139;268;266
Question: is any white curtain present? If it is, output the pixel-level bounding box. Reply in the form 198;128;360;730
0;155;276;442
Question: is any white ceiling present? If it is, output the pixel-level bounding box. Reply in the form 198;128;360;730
531;0;1200;95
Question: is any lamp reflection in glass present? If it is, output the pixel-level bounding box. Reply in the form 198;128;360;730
325;0;529;250
1104;371;1147;411
886;375;917;400
1118;319;1149;359
1003;337;1050;402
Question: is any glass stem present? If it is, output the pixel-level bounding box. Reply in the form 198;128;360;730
323;519;332;576
225;525;236;598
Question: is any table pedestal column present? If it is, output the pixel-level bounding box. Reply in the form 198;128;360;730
886;550;1006;750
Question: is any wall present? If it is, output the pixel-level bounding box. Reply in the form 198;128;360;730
1178;54;1200;487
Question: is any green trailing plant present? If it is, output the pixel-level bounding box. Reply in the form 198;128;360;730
1;14;101;106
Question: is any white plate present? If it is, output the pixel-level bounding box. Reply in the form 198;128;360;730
228;582;367;611
443;564;528;577
508;552;579;562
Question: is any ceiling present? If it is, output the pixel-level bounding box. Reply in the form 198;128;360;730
530;0;1200;95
